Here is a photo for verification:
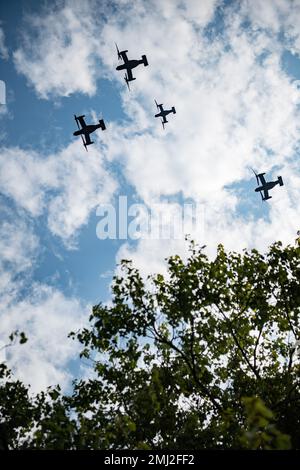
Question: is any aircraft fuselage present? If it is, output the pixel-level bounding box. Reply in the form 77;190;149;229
255;181;278;192
116;59;144;73
73;124;102;137
155;109;173;119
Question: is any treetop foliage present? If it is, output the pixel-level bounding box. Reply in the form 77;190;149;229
1;237;299;449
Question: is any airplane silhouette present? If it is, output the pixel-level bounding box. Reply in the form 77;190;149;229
252;169;284;201
115;43;148;90
154;100;176;129
73;115;106;151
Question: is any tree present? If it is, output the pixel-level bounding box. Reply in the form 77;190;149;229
0;238;299;449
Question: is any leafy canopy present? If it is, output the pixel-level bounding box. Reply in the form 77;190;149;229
0;238;299;449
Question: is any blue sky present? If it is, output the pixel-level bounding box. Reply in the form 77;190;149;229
0;1;128;305
1;0;300;391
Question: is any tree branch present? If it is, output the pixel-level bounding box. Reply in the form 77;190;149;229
152;323;223;413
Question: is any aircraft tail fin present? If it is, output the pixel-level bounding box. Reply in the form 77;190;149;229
99;119;106;131
278;176;284;186
172;106;176;114
142;54;148;66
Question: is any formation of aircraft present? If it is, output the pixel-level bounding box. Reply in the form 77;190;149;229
252;169;284;201
74;46;176;148
154;100;176;129
73;44;284;203
73;115;106;150
115;43;148;90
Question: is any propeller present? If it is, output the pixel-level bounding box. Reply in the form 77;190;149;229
250;167;260;186
74;114;80;130
115;43;122;60
248;166;264;201
154;99;163;111
81;135;88;151
125;74;130;91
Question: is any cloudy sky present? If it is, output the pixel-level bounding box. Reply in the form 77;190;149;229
1;0;300;392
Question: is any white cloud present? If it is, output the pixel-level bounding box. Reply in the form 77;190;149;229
180;0;220;25
94;0;298;194
12;0;219;99
0;26;9;60
240;0;298;34
0;208;88;392
46;141;117;243
97;0;300;275
1;283;87;393
0;210;38;307
0;25;8;113
8;0;300;263
0;218;38;273
0;147;55;216
13;2;105;98
0;141;117;245
3;0;300;389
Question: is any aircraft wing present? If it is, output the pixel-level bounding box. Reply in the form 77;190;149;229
120;50;129;63
257;173;266;185
76;115;87;129
262;188;270;200
126;68;134;81
155;100;163;112
84;133;92;146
